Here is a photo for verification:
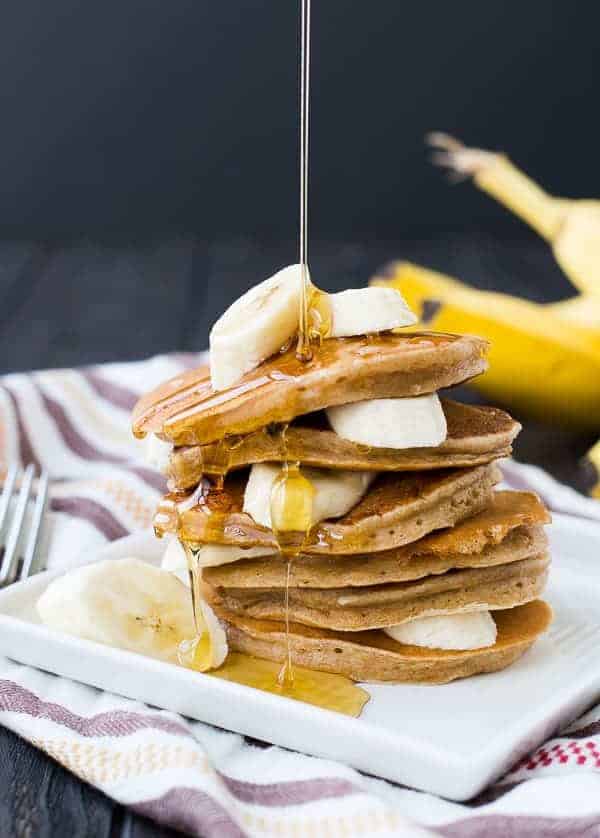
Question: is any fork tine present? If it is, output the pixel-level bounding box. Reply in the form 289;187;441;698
20;470;49;581
0;464;19;542
0;465;35;586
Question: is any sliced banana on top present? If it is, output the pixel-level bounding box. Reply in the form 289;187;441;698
243;462;374;530
37;558;227;669
327;287;417;337
210;264;302;390
209;265;417;390
326;393;447;449
384;611;497;650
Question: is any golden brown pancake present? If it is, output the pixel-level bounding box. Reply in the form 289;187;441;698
168;400;519;489
132;332;488;446
208;555;550;631
156;463;501;554
205;526;546;590
420;489;550;554
203;491;549;588
213;599;553;683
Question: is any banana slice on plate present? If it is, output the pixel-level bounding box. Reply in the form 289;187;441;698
326;393;447;449
243;463;374;530
209;264;417;390
37;558;227;669
177;597;228;672
384;611;497;650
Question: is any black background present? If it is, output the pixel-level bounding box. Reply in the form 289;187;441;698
0;0;598;242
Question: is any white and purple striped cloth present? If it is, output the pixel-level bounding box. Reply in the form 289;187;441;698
0;353;599;838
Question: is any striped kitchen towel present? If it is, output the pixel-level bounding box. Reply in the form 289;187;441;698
0;353;599;838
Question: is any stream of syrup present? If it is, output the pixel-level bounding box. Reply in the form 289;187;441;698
269;457;314;687
178;543;213;670
174;0;367;716
272;0;318;688
296;0;312;362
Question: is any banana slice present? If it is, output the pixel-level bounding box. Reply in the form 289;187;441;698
384;611;497;650
161;538;190;585
209;266;417;390
177;598;228;672
162;537;276;585
37;558;227;668
328;287;417;337
243;463;374;530
326;393;447;449
209;264;302;390
144;433;173;472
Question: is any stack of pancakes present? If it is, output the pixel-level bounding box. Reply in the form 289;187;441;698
133;331;552;684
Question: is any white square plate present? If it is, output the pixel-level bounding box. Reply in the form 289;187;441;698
0;513;598;801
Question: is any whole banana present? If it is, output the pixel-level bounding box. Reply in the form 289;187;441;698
374;136;600;497
373;261;600;430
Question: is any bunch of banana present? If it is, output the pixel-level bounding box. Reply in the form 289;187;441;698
372;134;600;495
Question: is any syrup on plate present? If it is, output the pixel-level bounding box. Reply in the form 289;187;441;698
211;652;368;716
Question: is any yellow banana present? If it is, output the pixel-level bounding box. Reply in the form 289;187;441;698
372;262;600;431
416;134;600;496
546;296;600;330
427;133;600;297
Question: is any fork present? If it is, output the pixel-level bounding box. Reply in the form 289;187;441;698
0;464;49;586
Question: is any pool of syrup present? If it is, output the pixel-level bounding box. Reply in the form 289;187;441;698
210;652;368;716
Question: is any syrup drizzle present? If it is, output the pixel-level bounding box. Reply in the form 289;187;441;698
174;0;368;716
200;434;245;485
272;0;317;688
269;458;315;688
177;543;213;671
297;0;312;362
176;480;368;717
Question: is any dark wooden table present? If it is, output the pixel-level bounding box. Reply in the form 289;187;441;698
0;235;595;836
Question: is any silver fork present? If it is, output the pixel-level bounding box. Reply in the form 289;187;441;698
0;464;50;586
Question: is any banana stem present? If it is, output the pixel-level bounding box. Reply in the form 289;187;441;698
475;154;565;241
428;133;566;241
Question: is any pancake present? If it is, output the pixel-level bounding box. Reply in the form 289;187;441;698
203;491;549;588
168;400;519;488
205;525;546;589
132;332;488;446
156;463;501;554
213;599;553;683
208;555;550;631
